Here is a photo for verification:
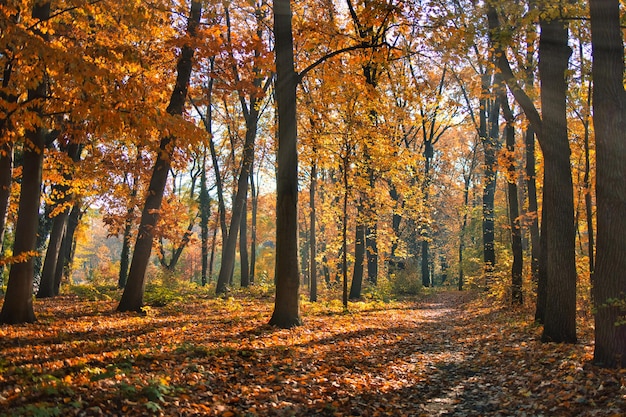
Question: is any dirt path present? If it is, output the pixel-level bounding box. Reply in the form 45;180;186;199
376;290;622;417
1;290;624;416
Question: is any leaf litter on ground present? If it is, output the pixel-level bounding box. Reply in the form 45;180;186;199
0;289;624;416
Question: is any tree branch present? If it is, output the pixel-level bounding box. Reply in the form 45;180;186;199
297;42;386;82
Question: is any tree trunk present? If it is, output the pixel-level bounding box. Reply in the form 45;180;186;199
37;207;69;298
0;143;12;246
389;184;402;258
159;221;195;271
269;0;301;327
538;17;577;343
487;6;576;339
535;213;548;323
309;160;317;302
240;195;249;287
209;217;218;284
54;202;81;293
582;84;595;277
250;162;258;285
482;76;500;289
200;154;210;287
118;215;133;289
117;1;202;312
525;126;541;300
0;2;50;324
341;166;349;309
502;96;523;305
0;34;19;248
38;143;81;298
421;140;433;287
350;221;365;300
215;115;257;294
366;222;377;285
590;0;626;368
459;145;477;291
523;0;541;294
0;126;44;324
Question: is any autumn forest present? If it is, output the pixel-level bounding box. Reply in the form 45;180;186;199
1;0;626;415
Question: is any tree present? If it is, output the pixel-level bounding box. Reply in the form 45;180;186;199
590;0;626;368
215;0;272;295
0;2;51;324
117;1;203;312
502;95;523;304
487;2;577;343
37;142;82;298
269;0;301;327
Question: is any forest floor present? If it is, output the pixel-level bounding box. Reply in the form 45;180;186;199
0;288;625;416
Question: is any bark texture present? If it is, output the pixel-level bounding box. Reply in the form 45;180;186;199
269;0;301;328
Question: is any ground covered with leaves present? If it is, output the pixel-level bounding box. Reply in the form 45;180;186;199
0;289;625;416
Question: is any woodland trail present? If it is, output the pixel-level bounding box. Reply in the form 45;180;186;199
0;289;624;416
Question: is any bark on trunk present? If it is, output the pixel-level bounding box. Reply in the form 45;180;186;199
487;6;576;340
38;143;81;298
55;202;81;293
0;2;50;324
117;1;202;312
269;0;301;327
0;143;12;245
350;222;365;300
200;156;210;287
309;160;317;302
525;126;541;294
37;207;69;298
250;162;258;285
502;96;523;304
538;17;577;343
590;0;626;368
118;216;133;289
215;116;257;294
240;195;249;287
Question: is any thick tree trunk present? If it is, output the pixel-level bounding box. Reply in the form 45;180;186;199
0;127;44;324
0;2;50;324
117;1;202;312
269;0;301;327
590;0;626;368
487;6;576;339
482;83;500;289
538;17;577;343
